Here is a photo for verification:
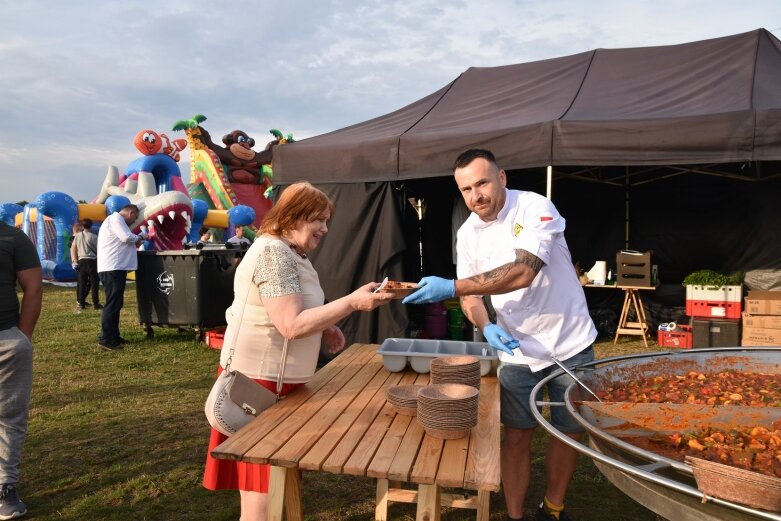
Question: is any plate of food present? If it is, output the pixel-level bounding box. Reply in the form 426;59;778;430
377;280;418;299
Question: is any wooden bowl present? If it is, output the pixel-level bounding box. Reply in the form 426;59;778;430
418;383;479;402
686;456;781;512
386;385;424;406
423;426;471;440
431;355;481;369
378;281;418;299
390;403;417;417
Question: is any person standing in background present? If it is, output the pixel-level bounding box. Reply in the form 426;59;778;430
225;226;251;247
197;227;212;245
96;205;147;351
71;219;101;310
69;222;83;308
0;220;42;519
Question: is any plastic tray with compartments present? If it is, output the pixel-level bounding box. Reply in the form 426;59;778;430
377;338;498;375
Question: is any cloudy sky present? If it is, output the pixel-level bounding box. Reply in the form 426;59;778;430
1;0;779;204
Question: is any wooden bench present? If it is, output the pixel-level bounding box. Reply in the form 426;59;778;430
212;342;501;521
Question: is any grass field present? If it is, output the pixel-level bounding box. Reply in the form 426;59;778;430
18;284;666;520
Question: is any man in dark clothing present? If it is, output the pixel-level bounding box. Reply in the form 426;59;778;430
0;221;42;519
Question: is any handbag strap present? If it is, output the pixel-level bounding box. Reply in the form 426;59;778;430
225;246;289;398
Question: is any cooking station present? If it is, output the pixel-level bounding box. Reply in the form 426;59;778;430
531;347;781;521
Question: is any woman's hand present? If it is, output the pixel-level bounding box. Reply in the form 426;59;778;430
349;282;393;311
322;325;346;354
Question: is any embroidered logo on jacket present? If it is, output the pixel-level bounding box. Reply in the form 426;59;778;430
513;223;523;237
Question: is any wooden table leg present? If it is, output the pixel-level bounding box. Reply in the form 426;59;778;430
375;478;389;521
614;289;631;344
628;289;649;347
267;466;288;521
284;467;303;521
416;484;441;521
635;290;650;331
476;490;490;521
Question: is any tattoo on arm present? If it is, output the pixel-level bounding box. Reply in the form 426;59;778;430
464;249;544;288
466;263;515;286
514;249;543;273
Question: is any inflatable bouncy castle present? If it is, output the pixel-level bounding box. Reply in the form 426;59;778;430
173;114;294;232
2;121;265;281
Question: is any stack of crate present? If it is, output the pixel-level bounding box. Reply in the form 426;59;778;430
685;285;742;348
742;291;781;346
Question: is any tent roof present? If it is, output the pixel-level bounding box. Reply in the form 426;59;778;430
275;29;781;184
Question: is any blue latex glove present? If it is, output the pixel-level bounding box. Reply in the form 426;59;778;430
483;323;520;355
401;276;455;304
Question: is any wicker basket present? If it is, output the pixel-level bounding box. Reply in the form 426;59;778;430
685;456;781;512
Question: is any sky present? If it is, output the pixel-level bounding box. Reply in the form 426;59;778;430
1;0;779;204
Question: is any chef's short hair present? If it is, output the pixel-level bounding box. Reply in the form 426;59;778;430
453;149;497;171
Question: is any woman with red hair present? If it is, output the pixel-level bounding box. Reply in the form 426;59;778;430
203;182;391;520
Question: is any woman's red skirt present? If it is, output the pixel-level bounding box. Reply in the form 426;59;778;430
202;367;303;492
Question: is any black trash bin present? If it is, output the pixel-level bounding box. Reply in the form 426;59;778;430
136;248;242;338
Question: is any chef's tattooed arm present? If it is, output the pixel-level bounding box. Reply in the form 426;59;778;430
454;249;544;297
514;248;544;273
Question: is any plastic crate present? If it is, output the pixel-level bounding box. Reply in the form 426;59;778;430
657;325;692;349
685;299;741;319
685;285;742;303
692;318;741;348
205;329;225;350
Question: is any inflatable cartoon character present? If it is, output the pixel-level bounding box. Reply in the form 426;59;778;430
196;127;278;185
134;129;187;162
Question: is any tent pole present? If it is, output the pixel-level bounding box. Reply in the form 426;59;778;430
625;166;630;248
546;165;552;199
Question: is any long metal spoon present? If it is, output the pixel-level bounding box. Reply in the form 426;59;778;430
550;357;602;402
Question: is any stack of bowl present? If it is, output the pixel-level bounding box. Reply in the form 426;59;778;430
385;384;424;416
430;355;481;389
417;383;479;439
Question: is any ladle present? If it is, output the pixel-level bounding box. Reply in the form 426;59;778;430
550;357;602;402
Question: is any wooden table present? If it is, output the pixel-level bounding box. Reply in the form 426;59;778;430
211;343;501;521
585;283;657;347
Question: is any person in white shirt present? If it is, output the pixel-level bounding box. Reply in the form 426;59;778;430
225;226;251;247
403;149;597;521
96;204;147;350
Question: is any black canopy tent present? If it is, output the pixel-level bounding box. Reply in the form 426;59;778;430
273;29;781;345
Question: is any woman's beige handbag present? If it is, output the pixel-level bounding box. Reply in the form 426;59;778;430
204;348;286;436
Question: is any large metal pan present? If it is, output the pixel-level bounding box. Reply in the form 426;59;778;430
565;349;781;472
531;347;781;521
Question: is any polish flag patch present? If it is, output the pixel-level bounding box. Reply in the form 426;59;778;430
540;216;553;222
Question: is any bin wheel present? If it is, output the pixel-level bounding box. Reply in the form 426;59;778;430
195;329;205;342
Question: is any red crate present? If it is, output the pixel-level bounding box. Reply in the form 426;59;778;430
685;299;741;319
205;329;225;349
657;325;692;349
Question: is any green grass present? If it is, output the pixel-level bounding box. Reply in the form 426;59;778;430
20;284;665;520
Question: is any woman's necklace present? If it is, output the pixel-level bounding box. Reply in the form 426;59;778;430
278;233;307;258
289;244;307;259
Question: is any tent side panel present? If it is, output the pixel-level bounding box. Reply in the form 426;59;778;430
305;182;409;346
553;113;756;165
398;122;554;179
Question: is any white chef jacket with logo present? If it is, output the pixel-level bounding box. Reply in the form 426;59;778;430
456;189;597;372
